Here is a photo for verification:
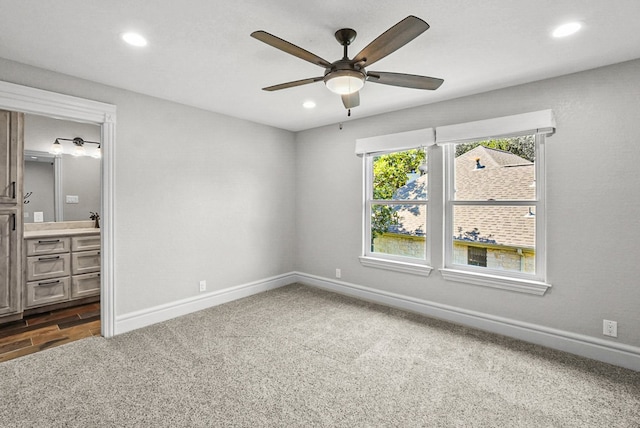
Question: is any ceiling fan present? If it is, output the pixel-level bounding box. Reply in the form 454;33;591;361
251;15;444;114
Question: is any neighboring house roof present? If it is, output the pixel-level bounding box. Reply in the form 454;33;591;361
387;146;536;248
387;174;427;237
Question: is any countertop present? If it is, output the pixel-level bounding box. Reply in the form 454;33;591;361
24;228;101;239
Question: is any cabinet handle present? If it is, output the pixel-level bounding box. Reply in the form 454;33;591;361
38;239;61;244
38;280;61;286
12;213;16;231
11;181;16;199
38;255;61;261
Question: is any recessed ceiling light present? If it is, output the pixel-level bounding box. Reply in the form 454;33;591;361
303;100;316;109
122;32;148;47
552;22;582;38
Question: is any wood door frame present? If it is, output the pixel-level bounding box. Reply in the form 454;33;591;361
0;80;116;338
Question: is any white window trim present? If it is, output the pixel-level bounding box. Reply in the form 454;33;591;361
439;268;550;295
359;256;433;276
440;113;553;295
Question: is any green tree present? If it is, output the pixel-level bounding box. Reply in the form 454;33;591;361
455;135;535;162
371;149;425;240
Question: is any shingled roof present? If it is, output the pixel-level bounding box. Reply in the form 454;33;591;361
388;146;536;248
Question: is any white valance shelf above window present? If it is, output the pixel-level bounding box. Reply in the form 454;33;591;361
355;110;556;155
435;110;556;145
355;127;435;157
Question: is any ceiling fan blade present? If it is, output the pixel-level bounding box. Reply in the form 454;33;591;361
367;71;444;90
263;76;324;91
352;16;430;67
341;92;360;109
251;31;332;68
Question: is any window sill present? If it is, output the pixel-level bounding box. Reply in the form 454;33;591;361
440;268;551;295
359;256;433;277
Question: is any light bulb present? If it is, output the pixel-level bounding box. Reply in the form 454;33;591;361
72;143;86;157
91;146;102;159
50;140;63;155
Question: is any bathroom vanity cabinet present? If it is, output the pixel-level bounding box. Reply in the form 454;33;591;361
24;227;100;309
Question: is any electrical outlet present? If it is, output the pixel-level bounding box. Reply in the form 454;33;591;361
603;320;617;337
335;268;341;279
199;280;206;292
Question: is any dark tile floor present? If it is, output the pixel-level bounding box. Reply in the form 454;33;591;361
0;302;100;362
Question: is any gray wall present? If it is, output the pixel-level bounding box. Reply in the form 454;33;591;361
0;57;297;316
295;58;640;349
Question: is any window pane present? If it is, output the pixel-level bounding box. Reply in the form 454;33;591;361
371;203;426;259
467;246;487;267
373;148;427;201
454;136;535;201
452;205;535;273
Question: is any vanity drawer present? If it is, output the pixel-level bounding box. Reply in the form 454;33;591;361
26;253;71;281
25;277;70;308
26;237;71;256
71;250;100;275
71;273;100;299
71;234;100;252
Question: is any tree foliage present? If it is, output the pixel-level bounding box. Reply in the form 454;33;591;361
371;149;425;240
455;135;535;162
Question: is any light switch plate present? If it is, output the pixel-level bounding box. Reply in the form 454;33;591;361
66;195;79;204
33;211;44;222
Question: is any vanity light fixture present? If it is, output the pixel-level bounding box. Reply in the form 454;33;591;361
51;137;101;158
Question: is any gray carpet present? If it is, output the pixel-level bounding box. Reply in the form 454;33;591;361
1;284;639;427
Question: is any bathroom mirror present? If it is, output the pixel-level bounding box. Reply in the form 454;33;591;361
23;114;101;223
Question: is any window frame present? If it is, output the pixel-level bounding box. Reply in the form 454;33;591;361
360;147;433;276
441;133;550;295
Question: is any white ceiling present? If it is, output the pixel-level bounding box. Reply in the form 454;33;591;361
1;1;639;132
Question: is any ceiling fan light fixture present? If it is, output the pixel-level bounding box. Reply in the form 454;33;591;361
324;70;365;95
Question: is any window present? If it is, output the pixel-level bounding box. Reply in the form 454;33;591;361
356;128;435;275
439;111;554;295
355;110;554;292
447;134;538;274
367;147;428;258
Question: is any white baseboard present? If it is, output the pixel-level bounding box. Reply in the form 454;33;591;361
114;272;296;335
293;272;640;372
